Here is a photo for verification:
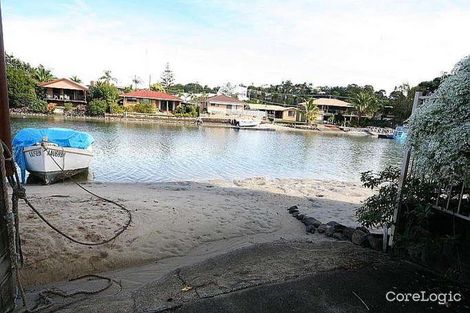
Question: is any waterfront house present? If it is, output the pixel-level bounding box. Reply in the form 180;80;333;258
38;78;88;106
299;98;357;123
120;90;182;113
202;95;245;116
246;103;300;123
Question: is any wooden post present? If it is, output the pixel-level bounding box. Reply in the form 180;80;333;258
0;3;12;177
389;91;422;247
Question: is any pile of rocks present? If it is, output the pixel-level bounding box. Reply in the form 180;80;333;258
288;205;384;251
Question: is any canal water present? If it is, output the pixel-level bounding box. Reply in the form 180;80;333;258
11;117;403;183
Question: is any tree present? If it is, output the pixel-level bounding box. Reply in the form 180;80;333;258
6;66;37;108
301;99;320;125
99;70;117;84
34;64;54;82
183;83;204;93
150;83;166;92
89;81;120;113
132;75;142;90
160;62;174;89
408;55;470;185
351;91;379;125
70;75;82;83
218;82;236;97
88;99;108;116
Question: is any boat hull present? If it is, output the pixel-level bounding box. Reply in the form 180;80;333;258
236;120;260;127
23;145;93;184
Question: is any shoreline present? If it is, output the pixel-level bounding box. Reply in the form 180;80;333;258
10;111;377;137
16;177;372;286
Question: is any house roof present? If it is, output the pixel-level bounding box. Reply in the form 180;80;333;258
247;103;297;112
38;78;88;91
206;95;245;106
311;98;352;108
120;90;181;101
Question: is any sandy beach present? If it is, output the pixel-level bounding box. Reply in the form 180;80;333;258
16;177;372;286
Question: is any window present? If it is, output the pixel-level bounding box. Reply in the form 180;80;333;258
226;105;233;110
288;110;295;117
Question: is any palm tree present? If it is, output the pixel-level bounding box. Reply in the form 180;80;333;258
34;65;54;82
99;70;117;84
352;91;378;125
150;83;166;92
70;75;82;83
302;98;320;125
132;75;142;90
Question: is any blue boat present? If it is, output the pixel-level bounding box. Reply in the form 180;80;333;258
393;126;408;142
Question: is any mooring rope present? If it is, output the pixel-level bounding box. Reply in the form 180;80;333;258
2;141;132;246
1;140;130;311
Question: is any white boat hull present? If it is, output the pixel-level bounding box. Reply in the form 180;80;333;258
23;145;93;184
236;120;260;127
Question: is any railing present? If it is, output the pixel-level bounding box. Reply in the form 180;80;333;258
46;94;85;101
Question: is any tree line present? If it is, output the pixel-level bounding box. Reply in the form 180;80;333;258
6;53;444;123
247;78;444;125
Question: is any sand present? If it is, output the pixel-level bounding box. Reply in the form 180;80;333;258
15;177;372;286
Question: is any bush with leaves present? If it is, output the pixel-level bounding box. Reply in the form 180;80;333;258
175;103;198;117
28;99;48;113
88;99;108;116
89;82;120;107
134;101;156;114
356;166;435;229
63;102;74;112
110;103;127;114
407;55;470;185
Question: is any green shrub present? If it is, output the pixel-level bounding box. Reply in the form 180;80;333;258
356;166;435;229
175;103;198;117
111;103;126;114
64;102;74;112
28;99;48;113
408;55;470;185
88;99;108;116
134;102;156;113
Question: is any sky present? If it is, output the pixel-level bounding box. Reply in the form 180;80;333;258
2;0;470;92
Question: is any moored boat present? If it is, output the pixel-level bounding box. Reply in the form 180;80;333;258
13;128;94;184
235;119;261;128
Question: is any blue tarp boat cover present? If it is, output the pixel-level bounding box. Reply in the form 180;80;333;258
13;128;94;183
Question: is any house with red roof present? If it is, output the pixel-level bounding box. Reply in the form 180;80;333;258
120;89;182;113
202;94;245;116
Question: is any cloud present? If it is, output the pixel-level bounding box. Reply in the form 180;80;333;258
3;0;470;92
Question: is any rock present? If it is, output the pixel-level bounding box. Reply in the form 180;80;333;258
368;234;383;251
296;214;304;220
356;226;370;234
302;217;322;228
342;227;355;240
325;226;335;237
288;205;299;213
306;225;316;234
333;232;347;241
292;212;299;218
317;224;327;233
326;221;346;232
351;230;368;245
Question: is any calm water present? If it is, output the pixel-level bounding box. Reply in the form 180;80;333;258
11;117;404;183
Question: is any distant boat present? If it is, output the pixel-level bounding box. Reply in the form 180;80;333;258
393;126;408;141
377;126;408;141
235;119;260;128
13;128;94;184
